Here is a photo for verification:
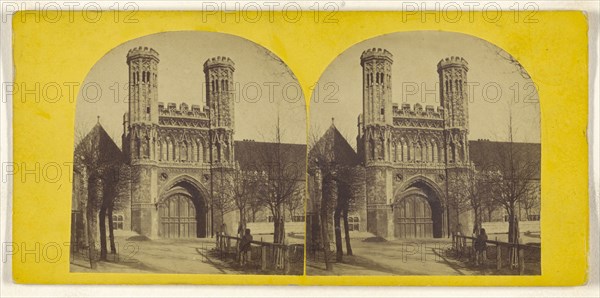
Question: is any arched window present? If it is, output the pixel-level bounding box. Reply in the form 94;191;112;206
427;142;433;162
401;140;408;162
180;142;188;162
167;138;173;161
196;140;202;163
161;140;167;161
433;141;438;163
134;137;141;159
369;138;375;160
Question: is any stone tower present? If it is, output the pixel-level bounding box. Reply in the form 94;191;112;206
127;46;160;125
360;48;393;163
437;56;470;164
360;48;395;238
204;57;235;164
438;56;472;235
125;46;161;237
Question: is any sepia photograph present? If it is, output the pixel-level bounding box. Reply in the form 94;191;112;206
69;31;306;275
307;31;541;276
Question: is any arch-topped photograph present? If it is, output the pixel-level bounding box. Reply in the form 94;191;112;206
307;31;541;275
70;31;306;275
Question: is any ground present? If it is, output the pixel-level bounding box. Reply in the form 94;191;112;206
71;222;304;274
307;227;541;276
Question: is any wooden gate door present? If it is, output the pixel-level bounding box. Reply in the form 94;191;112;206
394;195;433;238
160;194;197;238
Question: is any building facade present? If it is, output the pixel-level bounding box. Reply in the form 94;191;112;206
356;48;472;239
307;48;540;243
122;47;237;239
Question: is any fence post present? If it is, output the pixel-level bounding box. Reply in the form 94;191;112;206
518;243;525;275
496;244;502;270
452;233;456;251
283;245;289;275
261;246;267;271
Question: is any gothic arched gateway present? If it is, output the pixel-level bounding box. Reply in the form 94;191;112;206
158;179;209;238
394;180;444;238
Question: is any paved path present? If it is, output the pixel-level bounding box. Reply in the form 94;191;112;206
71;235;238;274
307;238;482;276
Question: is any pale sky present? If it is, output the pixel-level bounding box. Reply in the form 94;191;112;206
310;31;541;146
76;31;306;147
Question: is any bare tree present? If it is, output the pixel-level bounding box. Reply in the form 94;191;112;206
520;185;540;220
286;187;304;221
447;168;498;236
212;167;236;233
258;119;303;245
229;165;263;235
488;114;539;268
308;124;359;264
74;123;122;267
308;127;336;269
337;166;364;256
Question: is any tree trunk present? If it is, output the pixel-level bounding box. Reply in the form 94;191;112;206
85;182;97;269
473;207;480;235
99;206;107;261
507;207;521;269
320;179;333;270
238;207;246;237
334;207;343;262
343;208;353;256
319;208;332;270
271;204;286;244
108;204;117;255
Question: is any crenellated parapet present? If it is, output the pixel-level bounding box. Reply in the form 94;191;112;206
158;102;209;119
158;102;210;129
203;56;235;71
392;103;445;129
393;103;444;119
436;56;468;72
360;48;393;65
127;46;160;63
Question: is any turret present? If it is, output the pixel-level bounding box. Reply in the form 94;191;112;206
204;56;235;163
437;56;470;164
127;46;159;125
437;56;469;130
360;48;393;126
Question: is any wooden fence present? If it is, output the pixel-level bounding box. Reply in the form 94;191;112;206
452;233;541;275
215;234;304;275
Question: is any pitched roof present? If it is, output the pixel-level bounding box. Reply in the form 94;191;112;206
234;140;306;180
469;140;541;179
308;124;358;166
75;122;123;166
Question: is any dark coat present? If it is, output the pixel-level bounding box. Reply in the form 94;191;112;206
475;233;488;252
239;234;253;252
